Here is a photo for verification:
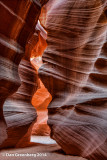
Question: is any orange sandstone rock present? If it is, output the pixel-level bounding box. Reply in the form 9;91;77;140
31;58;52;136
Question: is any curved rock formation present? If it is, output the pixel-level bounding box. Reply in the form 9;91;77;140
2;19;49;147
31;20;47;58
31;23;51;136
2;29;41;148
32;60;51;136
0;0;41;147
3;59;38;148
39;0;107;159
32;77;51;136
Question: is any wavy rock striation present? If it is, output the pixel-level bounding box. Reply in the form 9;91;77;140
39;0;107;159
0;0;41;147
2;19;49;147
3;58;38;148
31;23;51;136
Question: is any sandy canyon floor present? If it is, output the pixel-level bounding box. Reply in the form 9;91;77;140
0;136;87;160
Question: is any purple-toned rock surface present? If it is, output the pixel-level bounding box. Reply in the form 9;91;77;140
39;0;107;159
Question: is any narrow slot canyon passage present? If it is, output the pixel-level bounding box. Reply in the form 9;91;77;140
0;1;107;160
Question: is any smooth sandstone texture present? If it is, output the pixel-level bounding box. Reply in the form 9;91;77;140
2;19;50;147
39;0;107;159
32;71;51;136
3;59;38;148
0;0;41;147
31;24;51;136
2;29;41;148
31;20;47;58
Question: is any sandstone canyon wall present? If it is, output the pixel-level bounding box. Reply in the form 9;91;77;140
2;32;39;148
0;0;43;147
32;58;51;136
0;0;107;160
39;0;107;159
31;21;51;136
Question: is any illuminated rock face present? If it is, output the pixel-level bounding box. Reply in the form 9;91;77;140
0;0;41;147
39;0;107;159
32;79;51;136
0;1;107;159
31;24;51;136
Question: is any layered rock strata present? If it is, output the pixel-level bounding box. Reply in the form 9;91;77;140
32;76;51;136
3;59;38;148
32;60;51;136
0;0;41;147
39;0;107;159
2;19;50;147
31;23;51;136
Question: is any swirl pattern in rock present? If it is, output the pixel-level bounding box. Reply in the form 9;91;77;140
32;58;52;136
0;0;41;147
31;22;51;136
39;0;107;159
